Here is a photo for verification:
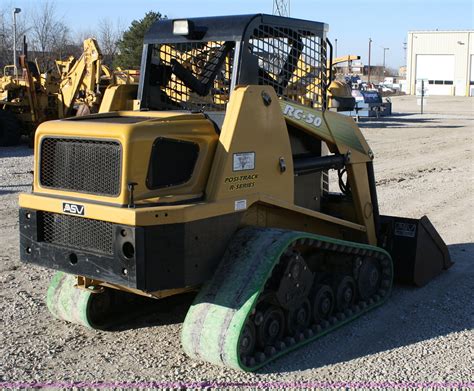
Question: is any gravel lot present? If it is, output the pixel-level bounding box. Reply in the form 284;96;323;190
0;95;473;387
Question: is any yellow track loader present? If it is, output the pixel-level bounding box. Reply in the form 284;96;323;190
19;14;452;371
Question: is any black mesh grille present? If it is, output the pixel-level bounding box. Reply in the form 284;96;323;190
41;212;114;255
249;25;327;108
40;138;122;196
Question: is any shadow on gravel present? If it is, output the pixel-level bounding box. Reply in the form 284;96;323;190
0;185;31;195
0;190;21;195
107;291;196;331
360;116;434;124
0;146;33;158
259;242;474;374
358;117;463;129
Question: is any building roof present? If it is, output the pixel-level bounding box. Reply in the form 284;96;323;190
408;30;474;34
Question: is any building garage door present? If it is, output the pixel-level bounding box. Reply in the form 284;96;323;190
416;54;454;95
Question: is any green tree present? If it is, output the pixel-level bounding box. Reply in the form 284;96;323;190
114;11;165;69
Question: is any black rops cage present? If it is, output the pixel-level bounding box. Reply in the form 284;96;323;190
139;14;330;112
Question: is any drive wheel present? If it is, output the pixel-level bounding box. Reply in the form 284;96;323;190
0;110;22;146
256;305;285;349
286;298;311;335
334;275;356;312
310;284;334;323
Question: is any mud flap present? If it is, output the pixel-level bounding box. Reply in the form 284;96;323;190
379;215;453;287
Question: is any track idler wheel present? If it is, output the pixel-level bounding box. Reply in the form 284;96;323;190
357;258;382;300
333;275;356;312
310;284;335;323
239;320;256;358
255;305;285;349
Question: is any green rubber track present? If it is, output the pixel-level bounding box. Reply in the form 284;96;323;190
46;271;96;328
181;227;393;371
46;272;159;330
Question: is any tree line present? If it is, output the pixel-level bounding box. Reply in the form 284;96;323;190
0;1;164;73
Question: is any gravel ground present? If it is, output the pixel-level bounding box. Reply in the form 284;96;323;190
0;95;473;387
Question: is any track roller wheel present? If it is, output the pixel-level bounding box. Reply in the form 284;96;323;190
256;305;285;349
357;258;382;300
286;298;311;335
310;284;335;323
333;275;356;312
239;320;256;358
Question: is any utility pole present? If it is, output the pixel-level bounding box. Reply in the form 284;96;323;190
382;47;389;79
273;0;290;17
12;7;21;78
334;38;338;58
368;38;372;84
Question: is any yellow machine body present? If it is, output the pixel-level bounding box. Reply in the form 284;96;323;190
20;84;379;296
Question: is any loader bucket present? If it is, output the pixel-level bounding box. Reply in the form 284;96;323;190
379;215;453;287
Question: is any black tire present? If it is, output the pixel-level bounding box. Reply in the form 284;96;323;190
0;110;22;146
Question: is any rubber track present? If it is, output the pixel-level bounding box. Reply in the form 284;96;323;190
181;227;393;371
46;272;159;330
46;272;95;328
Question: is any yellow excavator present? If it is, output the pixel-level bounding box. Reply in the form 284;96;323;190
0;38;138;146
19;14;451;371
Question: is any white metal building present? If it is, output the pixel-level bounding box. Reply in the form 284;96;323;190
406;30;474;96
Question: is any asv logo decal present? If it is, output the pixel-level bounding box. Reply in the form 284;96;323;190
63;202;85;216
283;104;323;127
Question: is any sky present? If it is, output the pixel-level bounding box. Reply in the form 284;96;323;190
4;0;474;68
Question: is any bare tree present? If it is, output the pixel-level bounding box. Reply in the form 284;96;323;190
30;0;71;70
75;29;96;44
97;18;124;66
0;7;10;69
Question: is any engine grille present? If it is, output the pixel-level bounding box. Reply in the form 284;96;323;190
41;212;114;255
40;138;122;196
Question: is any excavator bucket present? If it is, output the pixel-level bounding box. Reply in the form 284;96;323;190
379;215;453;287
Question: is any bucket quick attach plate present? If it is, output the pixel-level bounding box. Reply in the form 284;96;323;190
379;215;453;287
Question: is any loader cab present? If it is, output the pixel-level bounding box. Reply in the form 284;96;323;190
138;14;332;210
138;14;330;114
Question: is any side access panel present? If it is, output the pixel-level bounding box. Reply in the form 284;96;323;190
379;215;453;286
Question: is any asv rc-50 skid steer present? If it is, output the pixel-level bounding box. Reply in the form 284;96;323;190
19;14;452;371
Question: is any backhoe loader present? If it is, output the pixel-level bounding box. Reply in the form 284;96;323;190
0;38;137;146
19;14;452;371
